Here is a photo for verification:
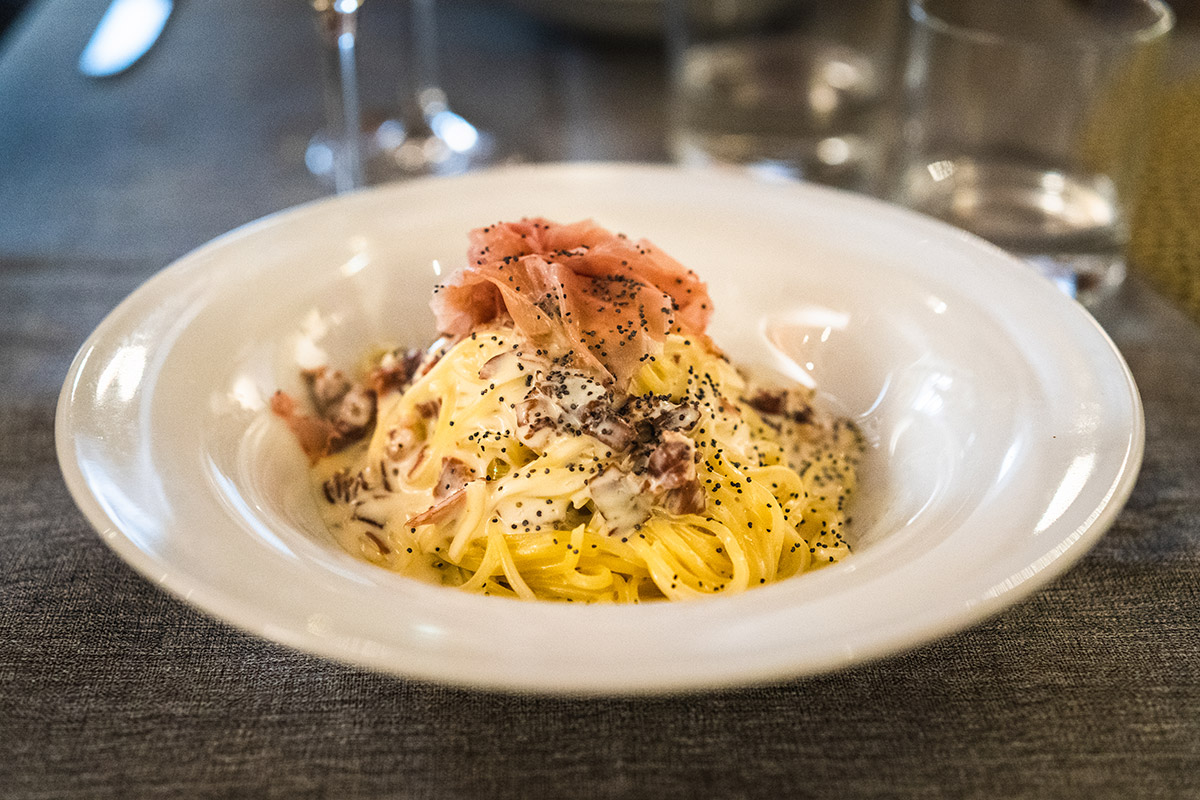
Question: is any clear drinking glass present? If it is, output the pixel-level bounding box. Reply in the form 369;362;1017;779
894;0;1173;305
667;0;903;193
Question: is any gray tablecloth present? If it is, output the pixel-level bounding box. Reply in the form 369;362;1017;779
1;1;1197;797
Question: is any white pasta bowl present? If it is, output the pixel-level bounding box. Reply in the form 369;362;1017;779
56;163;1143;693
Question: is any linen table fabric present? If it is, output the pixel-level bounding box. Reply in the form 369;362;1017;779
1;0;1198;795
2;256;1197;798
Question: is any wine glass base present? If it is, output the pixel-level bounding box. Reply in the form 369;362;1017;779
306;113;501;188
304;131;373;190
369;112;499;181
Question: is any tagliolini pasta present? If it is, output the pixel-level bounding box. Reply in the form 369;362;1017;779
274;218;862;602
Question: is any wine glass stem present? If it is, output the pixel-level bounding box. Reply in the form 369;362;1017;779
407;0;446;121
316;6;364;193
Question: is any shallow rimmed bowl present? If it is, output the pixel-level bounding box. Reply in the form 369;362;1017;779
56;163;1143;693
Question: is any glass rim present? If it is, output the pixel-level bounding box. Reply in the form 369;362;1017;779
909;0;1174;50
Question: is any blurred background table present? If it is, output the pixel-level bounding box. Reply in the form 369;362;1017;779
1;1;1197;797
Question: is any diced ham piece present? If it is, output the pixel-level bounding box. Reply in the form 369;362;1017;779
303;367;354;415
583;413;634;452
405;488;466;528
434;457;475;499
327;384;376;439
661;481;706;516
416;398;441;419
745;388;813;425
368;348;425;396
514;393;559;451
272;370;377;462
646;430;696;492
270;390;340;463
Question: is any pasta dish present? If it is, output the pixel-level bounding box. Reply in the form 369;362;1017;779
272;219;862;602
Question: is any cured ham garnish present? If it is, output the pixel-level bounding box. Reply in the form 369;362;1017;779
431;218;713;387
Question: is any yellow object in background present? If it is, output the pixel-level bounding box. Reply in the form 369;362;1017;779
1130;76;1200;322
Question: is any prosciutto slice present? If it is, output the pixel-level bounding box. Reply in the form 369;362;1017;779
431;218;713;387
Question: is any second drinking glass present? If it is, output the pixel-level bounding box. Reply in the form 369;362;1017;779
894;0;1173;305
